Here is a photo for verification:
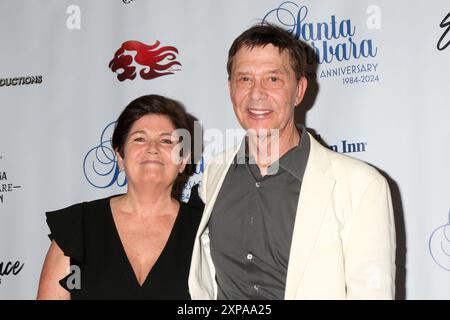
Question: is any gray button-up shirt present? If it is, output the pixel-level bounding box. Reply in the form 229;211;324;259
208;125;310;300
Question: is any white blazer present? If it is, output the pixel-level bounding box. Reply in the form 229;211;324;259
189;133;396;299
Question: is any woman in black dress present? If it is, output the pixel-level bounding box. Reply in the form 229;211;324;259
37;95;203;299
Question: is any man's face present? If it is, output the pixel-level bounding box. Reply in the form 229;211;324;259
229;44;307;135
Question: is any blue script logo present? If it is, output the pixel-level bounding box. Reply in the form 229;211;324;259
429;211;450;271
83;121;127;188
263;1;378;64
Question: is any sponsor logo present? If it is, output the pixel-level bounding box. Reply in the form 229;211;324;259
263;1;380;85
0;75;43;88
0;260;24;285
429;211;450;271
83;121;126;189
437;12;450;51
328;139;367;154
315;134;367;154
109;40;181;81
0;157;22;205
174;158;204;202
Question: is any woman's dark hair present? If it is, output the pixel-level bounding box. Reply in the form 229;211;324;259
227;23;307;80
112;94;198;176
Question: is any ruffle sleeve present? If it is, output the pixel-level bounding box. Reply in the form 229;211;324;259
46;202;84;263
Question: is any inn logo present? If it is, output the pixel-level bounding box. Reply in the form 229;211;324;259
263;1;381;85
328;139;367;154
315;134;367;154
109;40;181;81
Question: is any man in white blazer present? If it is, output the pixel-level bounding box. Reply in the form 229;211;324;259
189;24;396;299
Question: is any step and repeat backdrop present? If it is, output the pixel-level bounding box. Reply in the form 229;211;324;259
0;0;449;299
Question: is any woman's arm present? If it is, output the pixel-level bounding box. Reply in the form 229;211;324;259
36;240;70;300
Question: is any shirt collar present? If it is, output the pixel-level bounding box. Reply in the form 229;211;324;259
233;125;310;181
271;125;310;180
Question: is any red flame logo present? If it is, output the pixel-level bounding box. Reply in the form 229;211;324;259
109;40;181;81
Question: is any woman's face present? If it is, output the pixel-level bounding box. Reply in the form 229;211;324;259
117;114;186;189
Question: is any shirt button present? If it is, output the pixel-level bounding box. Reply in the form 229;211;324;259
247;253;253;260
255;182;261;188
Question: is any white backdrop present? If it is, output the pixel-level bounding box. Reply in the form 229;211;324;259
0;0;449;299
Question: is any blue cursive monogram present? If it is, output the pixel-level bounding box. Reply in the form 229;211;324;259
83;121;127;189
429;211;450;271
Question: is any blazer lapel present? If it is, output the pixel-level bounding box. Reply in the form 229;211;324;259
285;133;336;299
189;144;241;299
196;144;241;238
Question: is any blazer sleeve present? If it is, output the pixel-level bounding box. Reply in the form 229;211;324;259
344;175;396;299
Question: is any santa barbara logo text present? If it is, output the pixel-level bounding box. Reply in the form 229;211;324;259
263;2;377;64
263;1;380;85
